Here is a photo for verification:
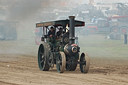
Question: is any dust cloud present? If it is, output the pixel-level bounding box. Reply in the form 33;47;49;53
0;0;75;55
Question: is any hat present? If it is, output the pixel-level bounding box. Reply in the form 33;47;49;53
50;26;54;29
59;26;63;30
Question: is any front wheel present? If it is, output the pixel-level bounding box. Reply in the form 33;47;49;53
56;52;66;73
80;52;90;73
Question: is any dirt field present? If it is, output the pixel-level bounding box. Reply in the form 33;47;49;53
0;39;128;85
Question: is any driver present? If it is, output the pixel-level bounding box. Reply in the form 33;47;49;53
48;26;56;44
48;26;55;37
56;27;63;38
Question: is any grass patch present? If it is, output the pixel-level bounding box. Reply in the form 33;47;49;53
78;34;128;58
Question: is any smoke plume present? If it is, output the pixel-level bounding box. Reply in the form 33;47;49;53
7;0;51;20
0;0;69;21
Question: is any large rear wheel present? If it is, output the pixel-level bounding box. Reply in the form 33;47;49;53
56;52;66;73
80;52;90;73
38;44;50;71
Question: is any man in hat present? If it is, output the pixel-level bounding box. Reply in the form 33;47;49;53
48;26;55;37
56;27;63;39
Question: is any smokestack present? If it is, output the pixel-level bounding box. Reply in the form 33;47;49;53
69;16;75;44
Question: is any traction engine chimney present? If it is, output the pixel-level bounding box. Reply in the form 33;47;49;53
69;16;75;44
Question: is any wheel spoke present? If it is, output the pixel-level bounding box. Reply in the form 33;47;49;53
42;56;45;61
40;56;45;64
40;60;44;64
57;59;61;64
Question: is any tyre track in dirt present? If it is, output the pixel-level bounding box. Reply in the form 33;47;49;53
0;81;19;85
0;55;128;85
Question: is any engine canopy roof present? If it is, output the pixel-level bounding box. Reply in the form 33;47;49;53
36;19;85;28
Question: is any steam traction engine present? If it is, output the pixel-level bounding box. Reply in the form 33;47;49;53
36;16;90;73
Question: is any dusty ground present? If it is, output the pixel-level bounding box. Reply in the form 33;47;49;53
0;40;128;85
